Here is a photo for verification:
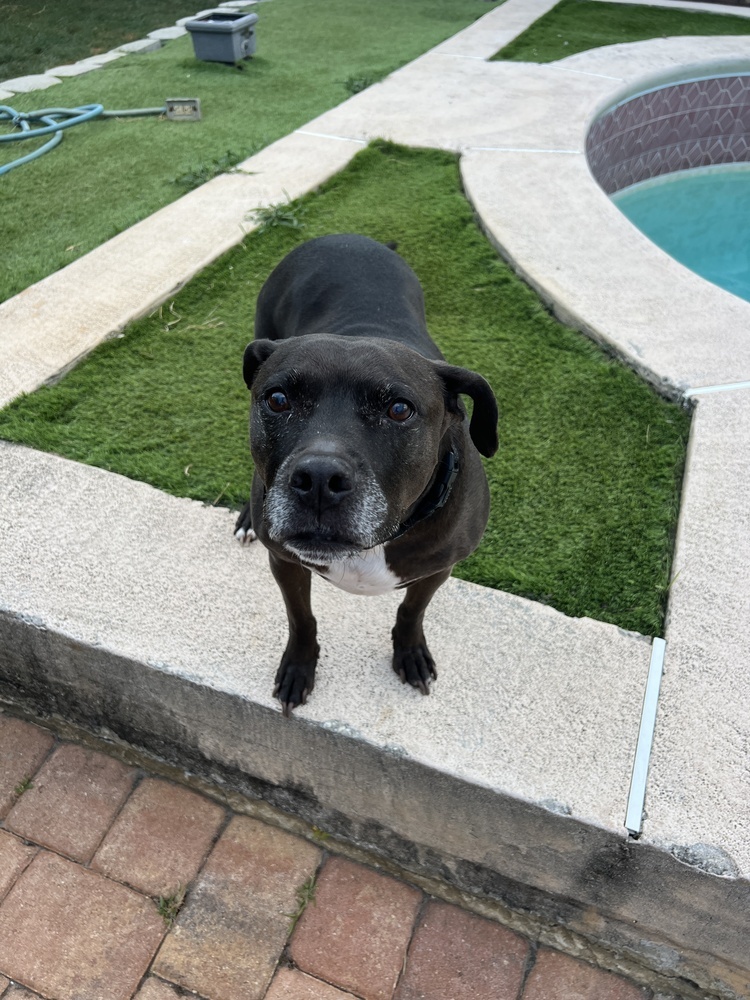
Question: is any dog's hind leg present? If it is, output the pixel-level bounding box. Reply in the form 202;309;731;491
391;568;451;695
269;553;320;716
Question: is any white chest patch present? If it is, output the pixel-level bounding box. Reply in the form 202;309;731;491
309;545;401;596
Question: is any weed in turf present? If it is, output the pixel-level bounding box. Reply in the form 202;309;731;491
0;141;691;635
494;0;750;63
157;884;187;927
14;776;34;797
172;149;249;191
211;483;232;506
153;301;183;332
344;74;376;95
249;195;306;234
286;875;317;934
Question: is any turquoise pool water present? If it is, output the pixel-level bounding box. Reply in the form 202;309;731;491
613;166;750;303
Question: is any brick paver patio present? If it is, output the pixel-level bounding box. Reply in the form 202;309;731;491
0;713;655;1000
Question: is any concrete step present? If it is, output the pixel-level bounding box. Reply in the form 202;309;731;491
0;440;747;998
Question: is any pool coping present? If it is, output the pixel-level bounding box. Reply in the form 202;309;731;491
1;3;749;996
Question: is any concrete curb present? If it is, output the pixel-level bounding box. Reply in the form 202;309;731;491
0;130;364;408
1;440;747;999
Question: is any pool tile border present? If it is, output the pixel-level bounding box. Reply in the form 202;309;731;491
587;73;750;193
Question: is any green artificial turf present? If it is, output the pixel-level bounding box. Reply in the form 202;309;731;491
0;141;690;636
494;0;750;62
0;1;205;80
0;0;500;304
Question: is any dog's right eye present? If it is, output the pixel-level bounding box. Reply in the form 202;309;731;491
387;400;414;422
265;390;291;413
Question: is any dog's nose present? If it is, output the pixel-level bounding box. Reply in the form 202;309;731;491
288;454;354;511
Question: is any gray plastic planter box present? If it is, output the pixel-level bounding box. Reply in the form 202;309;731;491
185;10;258;64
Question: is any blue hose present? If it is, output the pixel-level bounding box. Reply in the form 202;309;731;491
0;103;166;176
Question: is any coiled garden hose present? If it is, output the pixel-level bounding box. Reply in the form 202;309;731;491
0;104;167;176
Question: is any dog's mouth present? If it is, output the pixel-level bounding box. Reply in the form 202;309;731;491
263;463;395;563
280;533;364;565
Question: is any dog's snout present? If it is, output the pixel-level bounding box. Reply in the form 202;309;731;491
289;454;355;511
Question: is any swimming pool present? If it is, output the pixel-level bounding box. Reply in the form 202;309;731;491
613;165;750;303
586;72;750;302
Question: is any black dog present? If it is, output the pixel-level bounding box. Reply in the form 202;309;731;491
236;234;498;715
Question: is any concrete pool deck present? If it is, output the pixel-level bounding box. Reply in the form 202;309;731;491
1;2;749;997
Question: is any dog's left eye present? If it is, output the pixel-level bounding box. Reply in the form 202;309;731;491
387;400;414;422
265;390;291;413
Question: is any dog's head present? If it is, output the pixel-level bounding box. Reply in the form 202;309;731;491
243;334;498;564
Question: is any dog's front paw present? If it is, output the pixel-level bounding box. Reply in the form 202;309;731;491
273;652;318;717
234;501;256;544
393;644;437;696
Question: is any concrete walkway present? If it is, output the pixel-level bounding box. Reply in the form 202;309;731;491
1;2;750;998
0;711;654;1000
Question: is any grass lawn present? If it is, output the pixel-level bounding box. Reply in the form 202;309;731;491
0;141;690;636
494;0;750;62
0;0;500;304
0;1;205;80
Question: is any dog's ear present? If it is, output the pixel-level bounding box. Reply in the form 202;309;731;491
433;361;499;458
243;339;278;391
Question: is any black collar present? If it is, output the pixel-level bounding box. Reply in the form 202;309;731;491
389;447;460;541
